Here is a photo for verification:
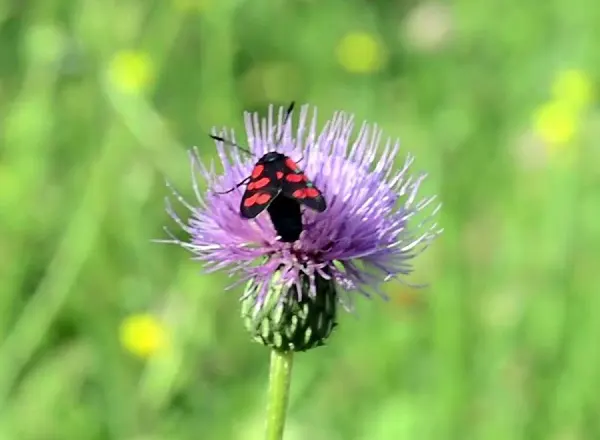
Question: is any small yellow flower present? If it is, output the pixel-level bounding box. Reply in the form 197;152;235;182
551;69;594;112
532;100;579;146
108;50;155;94
119;313;168;359
335;31;387;74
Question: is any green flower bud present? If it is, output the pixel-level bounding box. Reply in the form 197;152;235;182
241;270;338;352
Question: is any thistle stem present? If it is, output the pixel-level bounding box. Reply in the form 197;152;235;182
265;349;294;440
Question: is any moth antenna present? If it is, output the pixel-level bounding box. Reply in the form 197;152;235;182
275;101;295;147
209;134;255;157
283;101;295;126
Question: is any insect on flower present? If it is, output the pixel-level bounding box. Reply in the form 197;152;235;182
211;102;326;242
160;103;441;351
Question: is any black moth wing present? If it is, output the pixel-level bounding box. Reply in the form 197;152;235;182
281;172;327;213
239;161;284;219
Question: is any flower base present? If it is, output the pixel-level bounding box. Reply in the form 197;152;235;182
241;272;338;352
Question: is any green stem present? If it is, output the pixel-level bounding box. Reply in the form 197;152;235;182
265;349;294;440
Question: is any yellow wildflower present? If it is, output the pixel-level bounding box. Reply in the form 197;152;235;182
551;69;594;112
532;100;579;147
119;313;168;359
108;50;155;94
335;31;387;74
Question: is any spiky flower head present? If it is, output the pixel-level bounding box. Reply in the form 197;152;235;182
162;104;440;351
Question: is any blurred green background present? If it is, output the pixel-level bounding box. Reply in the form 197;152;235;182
1;0;600;438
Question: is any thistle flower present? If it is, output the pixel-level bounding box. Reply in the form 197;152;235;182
162;104;440;351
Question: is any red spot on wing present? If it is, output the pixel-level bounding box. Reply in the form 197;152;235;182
285;158;299;172
285;173;306;183
243;191;272;207
243;193;259;207
292;189;306;199
256;192;272;204
276;171;284;179
253;177;270;189
251;164;264;179
305;187;320;198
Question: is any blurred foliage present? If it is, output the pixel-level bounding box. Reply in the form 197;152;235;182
1;0;600;439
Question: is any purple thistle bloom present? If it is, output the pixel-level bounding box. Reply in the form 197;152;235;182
162;104;440;313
